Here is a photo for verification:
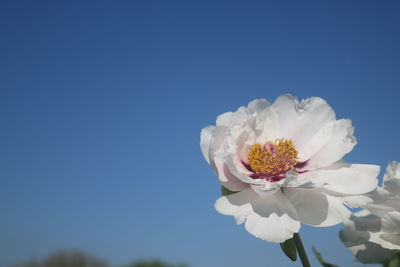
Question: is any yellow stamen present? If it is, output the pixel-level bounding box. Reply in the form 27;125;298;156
247;139;298;176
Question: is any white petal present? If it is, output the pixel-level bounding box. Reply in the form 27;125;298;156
200;125;215;163
215;188;300;243
216;99;270;127
259;94;297;141
339;211;396;263
379;233;400;248
343;195;374;208
384;161;400;181
340;228;369;249
302;119;356;169
313;163;379;195
250;179;284;196
208;126;228;160
216;107;248;127
215;187;255;224
283;170;326;189
284;188;351;226
340;210;400;256
247;98;270;114
207;128;249;190
383;161;400;194
217;118;265;186
213;158;248;191
361;187;392;205
339;228;397;263
205;126;249;191
372;232;400;250
215;111;233;126
381;211;400;234
208;127;228;176
255;108;281;142
343;210;382;232
284;163;379;195
225;116;259;159
218;153;264;185
360;212;400;250
366;200;400;219
268;95;297;137
292;97;336;150
267;95;336;149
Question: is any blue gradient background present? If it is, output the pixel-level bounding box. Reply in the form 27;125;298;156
1;1;399;266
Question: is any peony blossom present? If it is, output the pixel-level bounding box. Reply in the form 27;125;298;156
200;94;379;243
340;161;400;263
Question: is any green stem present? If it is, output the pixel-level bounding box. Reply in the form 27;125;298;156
293;233;311;267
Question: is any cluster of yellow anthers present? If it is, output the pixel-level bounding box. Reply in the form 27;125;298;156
247;139;299;176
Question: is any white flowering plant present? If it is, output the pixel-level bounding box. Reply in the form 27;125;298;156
340;161;400;265
200;94;389;266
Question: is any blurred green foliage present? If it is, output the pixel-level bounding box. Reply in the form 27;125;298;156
12;251;189;267
123;259;188;267
12;251;108;267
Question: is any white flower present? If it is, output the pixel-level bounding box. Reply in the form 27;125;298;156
340;161;400;263
200;94;379;243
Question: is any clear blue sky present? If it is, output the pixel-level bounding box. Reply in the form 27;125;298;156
1;1;399;266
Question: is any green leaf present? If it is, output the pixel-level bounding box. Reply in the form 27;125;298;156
388;257;400;267
221;186;237;196
280;238;297;261
312;247;339;267
383;251;400;267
